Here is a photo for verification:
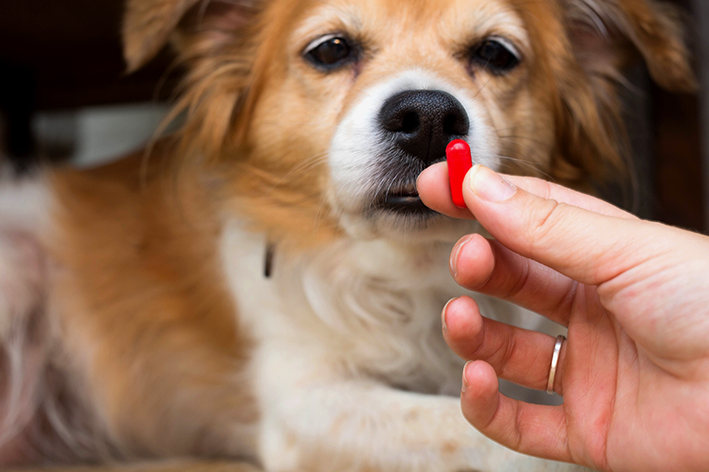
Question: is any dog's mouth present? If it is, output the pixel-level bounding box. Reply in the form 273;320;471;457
374;184;433;215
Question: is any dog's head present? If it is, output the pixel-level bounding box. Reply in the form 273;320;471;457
124;0;694;246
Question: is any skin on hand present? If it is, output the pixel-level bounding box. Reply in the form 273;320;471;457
417;163;709;472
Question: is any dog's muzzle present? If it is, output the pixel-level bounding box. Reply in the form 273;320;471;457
374;90;470;213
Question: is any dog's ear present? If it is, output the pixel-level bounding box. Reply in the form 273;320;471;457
123;0;258;72
547;0;696;190
565;0;696;92
123;0;200;72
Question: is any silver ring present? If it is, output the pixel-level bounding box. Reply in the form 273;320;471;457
546;335;566;395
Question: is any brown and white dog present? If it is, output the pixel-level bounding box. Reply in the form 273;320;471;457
0;0;695;471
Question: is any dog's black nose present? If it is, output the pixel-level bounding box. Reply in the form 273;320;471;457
378;90;470;166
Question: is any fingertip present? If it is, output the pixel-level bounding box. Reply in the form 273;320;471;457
417;163;475;219
416;162;446;189
461;361;572;464
443;296;483;349
450;233;495;289
417;162;448;205
462;360;498;394
461;360;500;427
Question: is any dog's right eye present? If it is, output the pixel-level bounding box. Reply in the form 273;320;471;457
304;35;354;69
470;38;521;74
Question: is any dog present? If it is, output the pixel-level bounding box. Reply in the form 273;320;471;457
0;0;695;470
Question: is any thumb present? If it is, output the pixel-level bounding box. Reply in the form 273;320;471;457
463;165;656;286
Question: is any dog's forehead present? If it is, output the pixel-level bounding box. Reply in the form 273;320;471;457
291;0;530;51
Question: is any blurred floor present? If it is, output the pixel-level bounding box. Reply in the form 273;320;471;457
13;461;262;472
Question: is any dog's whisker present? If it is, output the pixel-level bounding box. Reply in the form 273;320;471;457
472;74;494;100
497;134;551;148
513;6;542;28
313;177;352;233
268;120;340;128
267;153;331;193
494;154;555;181
197;0;214;26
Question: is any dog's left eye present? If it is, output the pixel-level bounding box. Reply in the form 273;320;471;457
304;35;353;69
471;39;520;73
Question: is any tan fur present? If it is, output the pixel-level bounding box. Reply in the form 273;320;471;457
48;145;257;458
0;0;694;469
123;0;202;72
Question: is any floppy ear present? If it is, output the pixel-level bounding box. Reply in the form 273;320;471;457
566;0;696;93
548;0;696;190
123;0;259;72
122;0;267;161
123;0;201;72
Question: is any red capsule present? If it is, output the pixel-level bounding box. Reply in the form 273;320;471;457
446;139;473;208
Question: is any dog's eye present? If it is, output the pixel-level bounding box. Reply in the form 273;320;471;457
304;35;353;69
471;39;520;73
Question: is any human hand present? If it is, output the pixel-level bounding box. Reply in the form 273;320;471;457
417;163;709;472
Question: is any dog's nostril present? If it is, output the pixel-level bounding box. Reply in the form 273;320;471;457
381;107;421;134
401;112;419;134
443;112;467;137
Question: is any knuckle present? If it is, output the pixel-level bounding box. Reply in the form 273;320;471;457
524;198;566;254
497;331;518;378
538;179;555;201
501;256;531;301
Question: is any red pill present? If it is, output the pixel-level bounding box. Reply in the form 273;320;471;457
446;139;473;208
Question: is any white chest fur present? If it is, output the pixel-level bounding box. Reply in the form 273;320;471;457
220;222;574;472
220;221;539;395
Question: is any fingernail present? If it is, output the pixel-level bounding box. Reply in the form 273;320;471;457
462;361;472;393
449;236;472;278
442;297;456;333
469;165;516;202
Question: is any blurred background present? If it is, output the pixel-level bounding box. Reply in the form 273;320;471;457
0;0;707;233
